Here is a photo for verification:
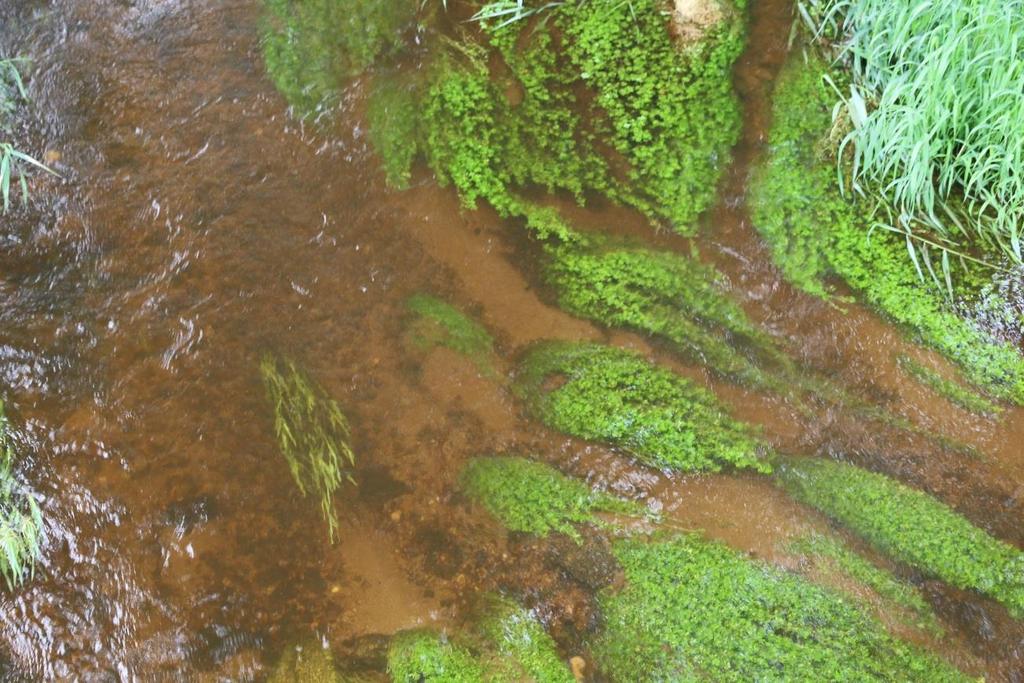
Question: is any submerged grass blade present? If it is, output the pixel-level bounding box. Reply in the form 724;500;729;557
260;354;356;542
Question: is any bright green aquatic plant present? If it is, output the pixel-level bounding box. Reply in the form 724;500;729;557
545;239;793;392
750;52;1024;404
804;0;1024;269
388;598;572;682
260;354;356;542
261;0;416;114
406;293;497;376
776;456;1024;618
788;533;941;636
460;456;640;541
0;403;43;591
594;534;965;681
558;0;745;231
897;355;1001;417
515;342;769;474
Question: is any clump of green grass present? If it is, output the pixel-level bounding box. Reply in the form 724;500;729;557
750;52;1024;404
261;0;416;115
0;402;43;591
405;294;497;377
805;0;1024;269
595;534;965;681
788;533;942;636
459;456;641;541
776;456;1024;618
260;354;356;542
515;342;770;474
896;355;1001;417
389;597;572;682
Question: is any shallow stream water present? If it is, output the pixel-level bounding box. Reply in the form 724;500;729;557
1;0;1024;679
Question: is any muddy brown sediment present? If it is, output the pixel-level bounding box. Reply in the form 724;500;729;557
0;0;1021;679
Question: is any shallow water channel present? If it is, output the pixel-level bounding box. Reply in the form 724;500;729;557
1;0;1024;679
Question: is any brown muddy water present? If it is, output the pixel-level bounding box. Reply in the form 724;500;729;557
1;0;1024;680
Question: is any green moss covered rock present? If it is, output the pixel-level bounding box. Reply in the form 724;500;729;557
750;51;1024;404
388;597;572;682
594;535;966;681
777;456;1024;617
460;456;640;540
515;342;769;474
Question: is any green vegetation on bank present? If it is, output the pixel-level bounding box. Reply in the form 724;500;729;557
405;293;496;376
388;597;572;682
0;403;42;590
803;0;1024;268
460;456;640;540
558;0;745;230
515;342;769;474
777;456;1024;618
897;355;1001;417
788;533;941;635
260;354;356;541
260;0;746;236
750;53;1024;403
595;534;965;681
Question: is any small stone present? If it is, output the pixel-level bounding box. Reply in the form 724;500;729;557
43;149;61;165
570;655;586;681
390;510;401;522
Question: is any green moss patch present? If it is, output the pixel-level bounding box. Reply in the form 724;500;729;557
459;456;639;541
388;597;572;682
776;456;1024;618
749;52;1024;404
515;342;769;474
788;533;942;636
594;534;965;681
545;239;792;392
897;355;1001;417
261;0;416;114
405;293;497;377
